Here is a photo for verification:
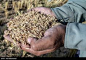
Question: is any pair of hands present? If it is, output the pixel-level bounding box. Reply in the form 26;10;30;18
4;7;66;56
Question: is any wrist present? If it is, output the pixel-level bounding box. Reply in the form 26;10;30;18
61;25;66;46
49;8;56;17
56;24;66;46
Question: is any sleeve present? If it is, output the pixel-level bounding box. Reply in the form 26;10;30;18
51;0;86;50
79;51;86;57
65;23;86;51
51;0;86;23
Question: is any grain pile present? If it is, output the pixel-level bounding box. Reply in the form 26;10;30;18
4;10;59;45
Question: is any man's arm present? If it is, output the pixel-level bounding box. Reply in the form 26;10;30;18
51;0;86;50
65;23;86;57
65;23;86;51
79;51;86;57
51;0;86;57
51;0;86;23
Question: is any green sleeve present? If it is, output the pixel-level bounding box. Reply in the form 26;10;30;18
51;0;86;23
51;0;86;57
79;51;86;57
65;23;86;57
65;23;86;51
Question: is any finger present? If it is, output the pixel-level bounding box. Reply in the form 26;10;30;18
21;45;55;56
4;30;9;35
33;7;44;14
27;36;54;51
3;35;13;43
20;43;30;49
27;37;38;49
27;37;37;44
27;7;38;12
3;35;21;47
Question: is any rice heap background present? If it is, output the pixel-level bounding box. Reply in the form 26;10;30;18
0;0;78;57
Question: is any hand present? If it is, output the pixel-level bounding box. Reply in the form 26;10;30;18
4;7;65;56
28;7;56;17
3;35;20;47
21;24;66;56
4;7;56;46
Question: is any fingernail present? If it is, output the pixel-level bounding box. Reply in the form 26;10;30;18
26;48;30;49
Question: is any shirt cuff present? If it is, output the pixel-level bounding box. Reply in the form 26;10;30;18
51;8;61;20
79;51;86;57
64;23;71;48
64;23;86;50
64;23;78;49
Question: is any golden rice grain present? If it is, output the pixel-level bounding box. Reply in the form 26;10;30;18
4;10;59;45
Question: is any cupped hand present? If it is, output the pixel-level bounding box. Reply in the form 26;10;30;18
21;24;66;56
3;35;21;47
28;7;56;17
3;7;66;56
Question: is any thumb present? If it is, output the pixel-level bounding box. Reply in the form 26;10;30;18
27;37;38;44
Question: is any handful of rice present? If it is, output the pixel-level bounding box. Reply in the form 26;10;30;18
4;10;59;45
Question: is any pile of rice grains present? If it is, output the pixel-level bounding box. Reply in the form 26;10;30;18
4;10;59;45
